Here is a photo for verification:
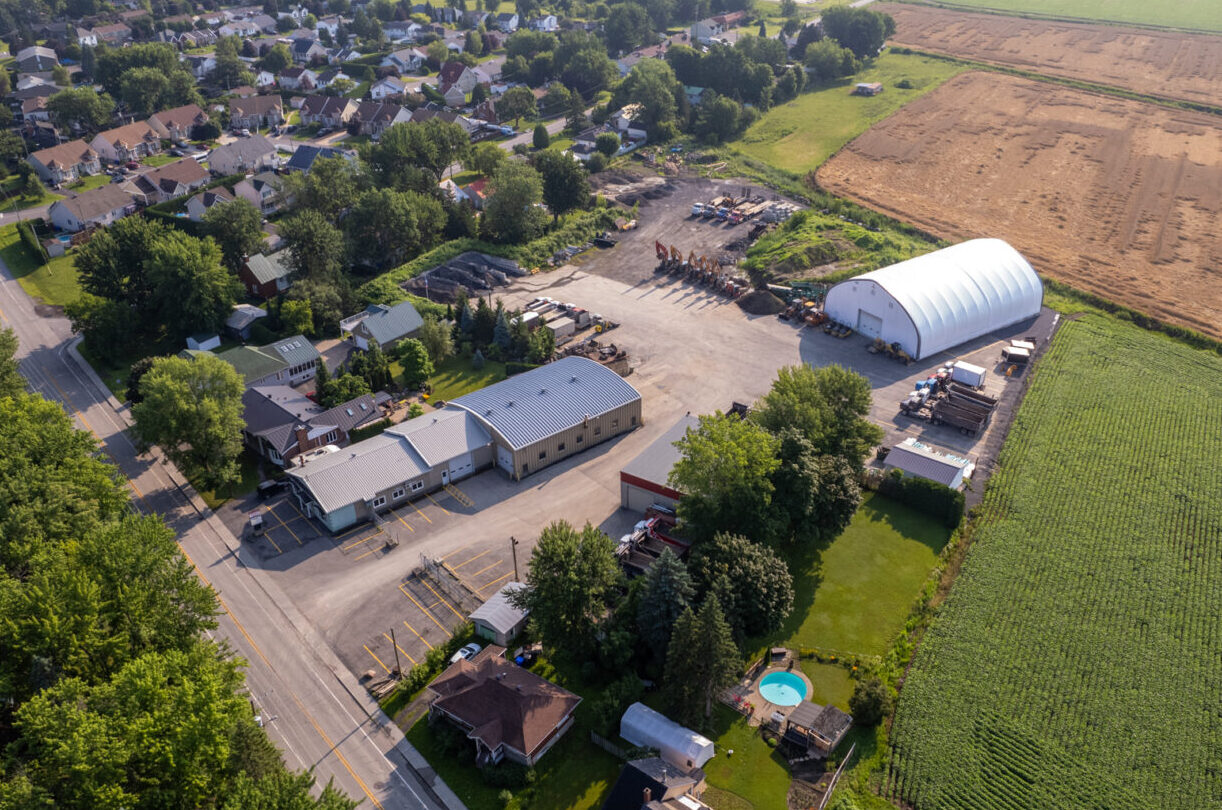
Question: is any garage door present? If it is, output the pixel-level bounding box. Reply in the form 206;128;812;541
496;445;514;473
856;309;883;339
448;453;474;482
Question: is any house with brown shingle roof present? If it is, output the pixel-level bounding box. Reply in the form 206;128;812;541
299;96;356;128
125;158;209;204
426;646;581;767
229;95;285;130
90;121;163;164
186;186;235;222
49;184;137;232
27;139;101;185
147;104;210;141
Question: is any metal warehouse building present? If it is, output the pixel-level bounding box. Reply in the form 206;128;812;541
823;238;1043;361
619;414;697;512
288;357;642;531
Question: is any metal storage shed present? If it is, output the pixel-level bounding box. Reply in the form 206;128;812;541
619;414;697;512
823;238;1042;360
469;582;528;646
620;702;714;772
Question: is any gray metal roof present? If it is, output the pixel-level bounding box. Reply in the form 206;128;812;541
621;414;698;487
386;408;490;467
287;433;430;513
884;441;969;487
451;357;641;451
468;581;527;633
226;303;267;332
264;335;319;369
358;301;424;346
245;251;291;285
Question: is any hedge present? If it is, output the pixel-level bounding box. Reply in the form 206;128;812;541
349;418;392;442
505;361;541;376
16;220;41;256
143;173;247;237
876;470;965;529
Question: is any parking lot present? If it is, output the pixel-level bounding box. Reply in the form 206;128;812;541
248;174;1055;687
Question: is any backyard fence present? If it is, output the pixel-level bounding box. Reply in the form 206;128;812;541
817;742;856;810
589;732;629;760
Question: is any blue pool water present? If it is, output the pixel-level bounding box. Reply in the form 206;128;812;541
758;671;807;706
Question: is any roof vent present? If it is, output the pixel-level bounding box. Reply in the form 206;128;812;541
539;388;546;394
486;409;492;416
570;376;577;382
507;400;514;407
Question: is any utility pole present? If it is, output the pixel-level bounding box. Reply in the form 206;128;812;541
390;627;402;677
510;535;519;582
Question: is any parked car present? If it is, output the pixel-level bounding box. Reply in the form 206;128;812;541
285;125;297;134
449;643;482;664
125;161;140;170
240;128;251;136
169;148;185;156
257;479;287;499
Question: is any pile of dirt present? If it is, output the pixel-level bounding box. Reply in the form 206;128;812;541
736;289;784;315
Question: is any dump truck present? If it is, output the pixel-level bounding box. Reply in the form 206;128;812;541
931;400;988;435
947;383;998;409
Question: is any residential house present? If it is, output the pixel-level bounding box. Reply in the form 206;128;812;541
315;14;343;36
214;335;320;387
370;76;406;100
426;646;580;767
340;300;423;351
438;61;479;95
332;45;363;63
125;158;209;204
382;20;420;42
219;19;261;37
683;85;706;106
20;96;50;123
230;84;259;98
181;29;219;49
284;144;351;173
186;187;235;221
409;107;479;137
15;46;58;73
226;304;269;340
463;10;490;28
278;66;318;91
314;67;350;89
602;758;711;810
15;75;55;91
185;54;218;79
147;103;210;141
291;37;329;64
431;5;461;24
28;140;102;185
90;121;163;164
571;125;612;161
238;251;293;298
782;701;853;758
208;135;281;175
351;101;409;139
610;104;648;140
382;47;426;74
22;119;62;149
242;386;381;467
93;23;134;45
492;12;519;32
250;13;279;33
439;83;466;108
229;95;285;129
528;14;558;32
7;84;55;119
49;185;137;232
462;177;488;209
254;69;277;87
469;582;528;646
690;11;745;44
76;27;99;46
234;171;284;215
299;95;356;128
883;436;974;490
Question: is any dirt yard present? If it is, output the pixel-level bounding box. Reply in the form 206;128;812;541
817;71;1222;338
878;3;1222;106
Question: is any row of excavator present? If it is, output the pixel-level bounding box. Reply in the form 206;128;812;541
653;241;750;298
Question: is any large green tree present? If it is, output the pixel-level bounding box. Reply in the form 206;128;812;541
753;364;884;468
604;2;652;53
415;315;454;365
663;595;739;727
145;231;240;341
687;532;794;641
131;355;245;487
481;162;547;244
204;197;265;273
496;85;537;128
615;58;680;133
345;189;445;270
118;66;169;117
74;216;168;318
366;119;470;190
669;413;780;543
770;427;861;546
0;327;23;399
509;521;622;657
533;149;590;222
819;5;893;60
396;338;433;389
46;87;115;134
282;155;367;220
636;547;694;662
278;210;346;281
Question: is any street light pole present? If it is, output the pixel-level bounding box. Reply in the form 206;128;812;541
510;535;519;582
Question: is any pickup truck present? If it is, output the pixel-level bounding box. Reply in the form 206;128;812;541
691;202;705;217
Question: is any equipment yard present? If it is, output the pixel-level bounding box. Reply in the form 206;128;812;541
817;71;1222;339
878;3;1222;106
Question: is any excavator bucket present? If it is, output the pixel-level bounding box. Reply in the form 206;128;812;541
670;245;681;261
687;251;697;267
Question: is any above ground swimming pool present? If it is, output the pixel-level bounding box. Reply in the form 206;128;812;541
757;671;807;706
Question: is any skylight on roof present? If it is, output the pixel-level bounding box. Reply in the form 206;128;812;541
345;408;354;416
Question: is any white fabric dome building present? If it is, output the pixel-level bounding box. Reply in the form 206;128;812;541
823;238;1043;361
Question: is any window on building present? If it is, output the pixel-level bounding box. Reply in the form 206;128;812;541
325;430;337;443
594;426;601;436
392;487;405;500
557;442;565;452
631;416;637;425
410;480;424;492
576;435;583;444
371;495;386;508
611;419;619;429
538;450;546;460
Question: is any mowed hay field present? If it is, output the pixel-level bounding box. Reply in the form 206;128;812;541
878;3;1222;105
905;0;1222;32
816;72;1222;338
885;314;1222;810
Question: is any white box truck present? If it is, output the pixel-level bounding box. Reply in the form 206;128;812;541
951;361;987;388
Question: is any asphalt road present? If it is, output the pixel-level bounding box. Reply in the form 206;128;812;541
0;262;462;808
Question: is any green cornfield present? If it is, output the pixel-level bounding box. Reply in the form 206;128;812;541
885;314;1222;809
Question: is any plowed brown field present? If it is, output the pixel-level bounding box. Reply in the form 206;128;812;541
817;72;1222;337
878;3;1222;107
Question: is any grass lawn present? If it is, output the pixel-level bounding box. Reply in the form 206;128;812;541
427;354;507;402
0;175;63;211
701;706;792;809
928;0;1220;31
284;110;301;126
0;224;81;308
547;137;575;152
800;661;856;711
142;154;178;168
292;123;322;141
347;80;371;99
66;173;113;193
194;450;262;510
342;133;372;146
731;52;965;175
449;170;482;186
770;493;950;657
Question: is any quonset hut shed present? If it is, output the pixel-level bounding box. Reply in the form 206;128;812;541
823;238;1042;361
620;702;714;772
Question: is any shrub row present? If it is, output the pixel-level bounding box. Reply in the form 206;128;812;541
349;418;392;443
864;469;965;529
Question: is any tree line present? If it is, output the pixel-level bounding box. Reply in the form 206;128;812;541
0;329;355;809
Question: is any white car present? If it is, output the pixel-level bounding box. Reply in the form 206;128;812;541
449;642;482;664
